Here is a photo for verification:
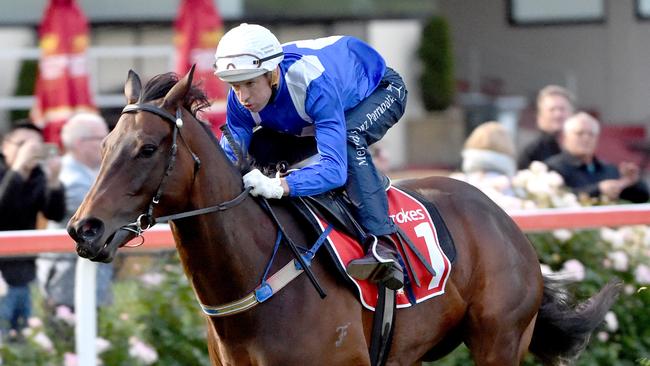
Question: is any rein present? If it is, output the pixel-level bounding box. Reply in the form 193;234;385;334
119;102;250;239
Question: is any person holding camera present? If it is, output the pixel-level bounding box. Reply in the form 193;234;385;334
38;113;113;314
0;121;65;337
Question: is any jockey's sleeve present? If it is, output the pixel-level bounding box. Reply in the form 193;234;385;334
285;76;348;196
220;93;256;163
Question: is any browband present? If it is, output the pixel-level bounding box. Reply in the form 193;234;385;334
122;103;177;124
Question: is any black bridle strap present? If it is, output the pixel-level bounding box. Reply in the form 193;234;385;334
155;187;252;223
120;102;250;235
123;103;180;227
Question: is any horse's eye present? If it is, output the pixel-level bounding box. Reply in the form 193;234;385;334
138;144;158;158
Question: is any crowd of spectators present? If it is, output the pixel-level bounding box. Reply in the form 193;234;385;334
0;114;113;340
37;113;113;315
456;84;649;206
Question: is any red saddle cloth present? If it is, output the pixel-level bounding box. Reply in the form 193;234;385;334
309;186;452;311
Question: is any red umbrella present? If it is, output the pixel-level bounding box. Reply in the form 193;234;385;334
31;0;96;146
174;0;228;138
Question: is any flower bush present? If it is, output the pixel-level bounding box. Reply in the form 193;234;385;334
442;162;650;365
0;252;210;365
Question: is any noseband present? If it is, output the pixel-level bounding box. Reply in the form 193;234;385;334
119;102;250;240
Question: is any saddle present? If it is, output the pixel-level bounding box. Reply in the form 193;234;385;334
287;183;457;287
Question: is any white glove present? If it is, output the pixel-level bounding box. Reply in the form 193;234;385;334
243;169;284;199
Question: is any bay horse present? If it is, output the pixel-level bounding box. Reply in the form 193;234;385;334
68;68;620;366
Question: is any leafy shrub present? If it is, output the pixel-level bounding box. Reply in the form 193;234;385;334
441;162;650;365
0;252;209;365
418;15;455;112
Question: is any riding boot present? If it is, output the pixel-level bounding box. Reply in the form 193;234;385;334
346;234;404;290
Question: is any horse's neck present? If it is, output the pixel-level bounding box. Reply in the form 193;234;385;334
172;141;274;306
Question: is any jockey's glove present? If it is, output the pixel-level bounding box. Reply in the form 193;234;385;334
243;169;284;199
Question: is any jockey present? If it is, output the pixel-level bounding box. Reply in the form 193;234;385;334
213;23;407;290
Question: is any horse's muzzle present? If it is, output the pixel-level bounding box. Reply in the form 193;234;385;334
68;217;105;259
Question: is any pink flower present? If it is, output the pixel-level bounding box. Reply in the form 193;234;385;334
602;258;612;269
34;332;54;352
64;352;78;366
129;336;158;365
529;161;548;174
597;331;609;342
604;311;618;332
601;228;625;248
546;171;564;188
21;327;33;337
607;251;629;272
27;317;43;328
56;305;76;325
141;272;164;287
526;178;552;196
559;259;585;281
635;264;650;285
96;337;111;354
164;264;176;272
522;200;538;210
552;229;572;242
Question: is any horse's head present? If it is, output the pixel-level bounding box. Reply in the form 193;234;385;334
68;66;210;262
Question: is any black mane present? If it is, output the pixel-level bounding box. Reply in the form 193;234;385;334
140;72;210;115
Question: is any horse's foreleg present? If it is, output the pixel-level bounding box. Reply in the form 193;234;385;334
207;322;224;366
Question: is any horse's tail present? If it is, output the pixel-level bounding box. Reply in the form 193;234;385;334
529;278;622;365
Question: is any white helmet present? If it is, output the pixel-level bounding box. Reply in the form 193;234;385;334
214;23;284;83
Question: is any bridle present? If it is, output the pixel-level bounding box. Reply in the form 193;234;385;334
119;101;327;314
118;102;251;240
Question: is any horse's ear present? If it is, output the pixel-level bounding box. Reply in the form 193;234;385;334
163;65;196;109
124;70;142;104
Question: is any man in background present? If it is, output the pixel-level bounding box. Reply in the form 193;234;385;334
545;112;649;203
518;85;575;169
37;113;113;313
0;121;65;336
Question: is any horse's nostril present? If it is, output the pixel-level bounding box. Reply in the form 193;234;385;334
73;218;104;242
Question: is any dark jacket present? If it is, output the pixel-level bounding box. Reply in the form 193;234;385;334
0;156;65;286
545;152;650;203
518;132;561;170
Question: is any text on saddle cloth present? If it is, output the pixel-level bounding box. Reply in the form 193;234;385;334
308;186;452;311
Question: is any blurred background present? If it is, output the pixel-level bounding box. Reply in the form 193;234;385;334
1;0;649;174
